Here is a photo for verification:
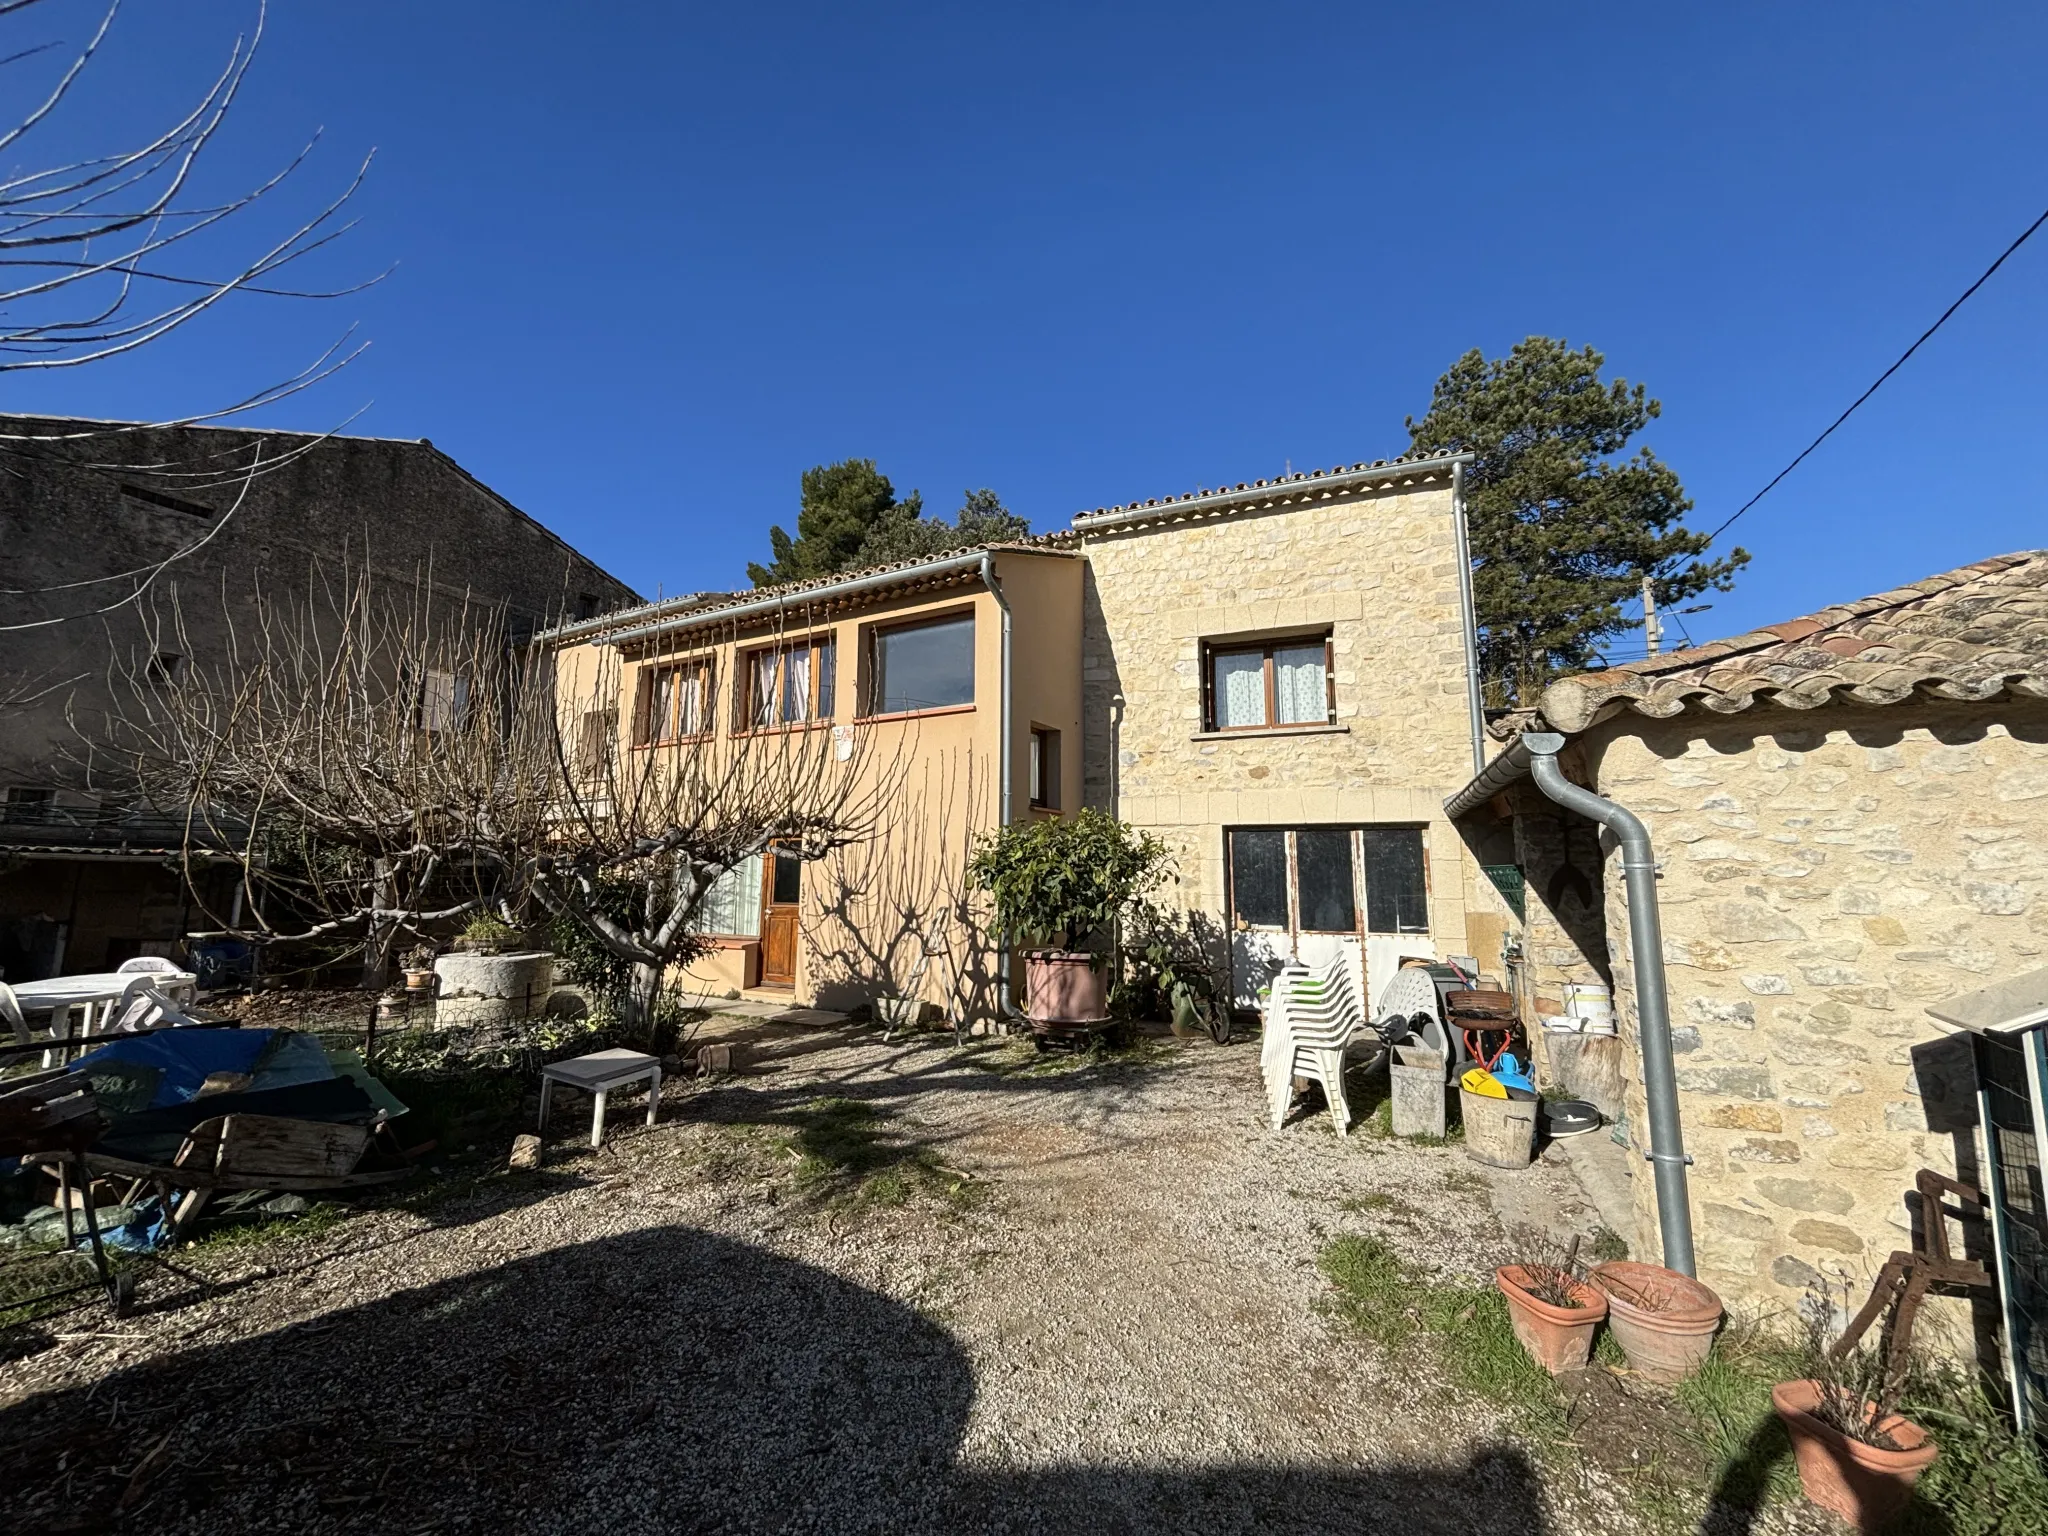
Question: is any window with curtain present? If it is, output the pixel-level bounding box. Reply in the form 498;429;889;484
637;660;710;744
1204;633;1332;730
697;855;763;937
744;636;836;728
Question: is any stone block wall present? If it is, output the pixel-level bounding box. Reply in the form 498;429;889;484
1584;701;2048;1317
1075;478;1484;944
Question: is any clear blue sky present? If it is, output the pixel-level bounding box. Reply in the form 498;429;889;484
13;1;2047;651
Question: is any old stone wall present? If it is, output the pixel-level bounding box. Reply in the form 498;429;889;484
1585;700;2048;1319
1077;478;1484;951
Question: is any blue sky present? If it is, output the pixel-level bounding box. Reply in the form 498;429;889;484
11;1;2046;650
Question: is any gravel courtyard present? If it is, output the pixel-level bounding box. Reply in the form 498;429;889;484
0;1012;1824;1535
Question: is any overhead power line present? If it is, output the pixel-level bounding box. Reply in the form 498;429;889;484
1687;198;2048;560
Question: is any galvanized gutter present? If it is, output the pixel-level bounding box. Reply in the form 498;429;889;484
979;551;1021;1022
1444;730;1697;1276
1522;732;1696;1275
529;592;722;647
599;550;994;649
1069;451;1474;534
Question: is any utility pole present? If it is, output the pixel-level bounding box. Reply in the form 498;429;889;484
1642;574;1662;657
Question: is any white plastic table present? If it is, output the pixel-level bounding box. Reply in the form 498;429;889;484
538;1048;662;1149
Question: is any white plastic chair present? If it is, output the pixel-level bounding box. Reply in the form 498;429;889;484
0;981;27;1046
107;976;204;1033
115;955;183;975
1260;956;1369;1135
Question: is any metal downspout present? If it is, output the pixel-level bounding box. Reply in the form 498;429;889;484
980;552;1017;1021
1521;731;1696;1276
1451;461;1487;777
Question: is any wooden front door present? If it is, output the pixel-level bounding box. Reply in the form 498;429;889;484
758;844;802;989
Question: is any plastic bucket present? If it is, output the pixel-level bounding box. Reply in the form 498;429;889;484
1459;1088;1536;1168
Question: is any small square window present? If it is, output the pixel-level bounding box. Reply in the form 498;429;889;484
1203;632;1333;731
147;653;187;686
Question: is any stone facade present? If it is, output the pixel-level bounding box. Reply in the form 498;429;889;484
1078;476;1489;958
1577;700;2048;1313
0;417;637;979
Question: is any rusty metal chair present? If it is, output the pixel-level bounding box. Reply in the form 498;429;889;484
1831;1168;1992;1378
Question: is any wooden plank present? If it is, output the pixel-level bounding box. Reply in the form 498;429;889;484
214;1115;372;1178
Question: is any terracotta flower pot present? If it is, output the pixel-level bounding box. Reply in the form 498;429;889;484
1772;1378;1937;1531
1495;1265;1609;1375
1024;950;1109;1034
1589;1260;1722;1384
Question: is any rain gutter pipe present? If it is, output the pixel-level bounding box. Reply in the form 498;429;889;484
979;551;1020;1023
598;550;994;650
1517;730;1696;1276
1451;460;1487;778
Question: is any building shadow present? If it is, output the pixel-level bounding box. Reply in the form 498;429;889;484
1;1224;1551;1534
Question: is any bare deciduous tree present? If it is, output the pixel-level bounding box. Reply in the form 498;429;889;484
0;0;379;627
99;576;904;1037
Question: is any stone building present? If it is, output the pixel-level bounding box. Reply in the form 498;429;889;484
0;416;638;980
1447;551;2048;1317
546;451;1512;1017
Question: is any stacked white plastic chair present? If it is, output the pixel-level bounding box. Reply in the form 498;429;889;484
1259;955;1368;1135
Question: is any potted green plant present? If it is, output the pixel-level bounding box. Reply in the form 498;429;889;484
968;809;1170;1037
1772;1284;1938;1531
402;944;438;991
453;913;522;956
1495;1231;1608;1375
1122;903;1231;1043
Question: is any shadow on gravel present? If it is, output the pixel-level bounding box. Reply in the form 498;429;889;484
0;1225;1549;1535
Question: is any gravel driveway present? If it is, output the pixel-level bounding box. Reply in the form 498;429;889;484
0;1015;1809;1534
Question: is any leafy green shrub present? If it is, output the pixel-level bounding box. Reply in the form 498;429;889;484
967;809;1170;954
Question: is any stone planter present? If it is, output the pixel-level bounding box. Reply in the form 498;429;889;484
1023;950;1109;1036
432;951;555;1028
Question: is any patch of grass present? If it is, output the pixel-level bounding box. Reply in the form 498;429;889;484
1671;1322;1810;1509
1318;1235;1565;1438
1905;1374;2048;1536
782;1098;976;1211
1339;1191;1401;1214
187;1198;353;1253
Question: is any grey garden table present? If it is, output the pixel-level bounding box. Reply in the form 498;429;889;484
538;1048;663;1149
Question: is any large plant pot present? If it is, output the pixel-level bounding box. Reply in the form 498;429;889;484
1772;1379;1937;1531
432;951;554;1028
1024;950;1109;1035
1495;1265;1608;1375
1589;1261;1723;1383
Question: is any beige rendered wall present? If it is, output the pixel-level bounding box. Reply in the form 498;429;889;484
1078;480;1485;952
1586;701;2048;1322
555;558;1083;1020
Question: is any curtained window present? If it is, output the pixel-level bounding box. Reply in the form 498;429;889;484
1203;633;1332;731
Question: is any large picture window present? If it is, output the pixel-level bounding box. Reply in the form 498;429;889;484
743;635;835;729
1203;633;1333;731
868;613;974;715
637;659;712;744
1226;825;1428;936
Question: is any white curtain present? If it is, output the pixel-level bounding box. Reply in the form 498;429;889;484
751;653;777;727
782;645;811;722
676;665;703;735
1273;644;1326;725
648;669;677;741
1214;651;1266;727
699;855;763;937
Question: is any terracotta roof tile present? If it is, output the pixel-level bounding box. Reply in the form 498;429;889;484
1537;550;2048;732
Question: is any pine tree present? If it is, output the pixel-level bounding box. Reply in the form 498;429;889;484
1406;337;1748;706
747;459;922;587
852;487;1031;567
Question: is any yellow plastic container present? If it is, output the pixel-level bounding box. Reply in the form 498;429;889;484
1460;1067;1508;1099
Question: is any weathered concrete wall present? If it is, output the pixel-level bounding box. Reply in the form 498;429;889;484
1585;700;2048;1316
1078;477;1485;952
